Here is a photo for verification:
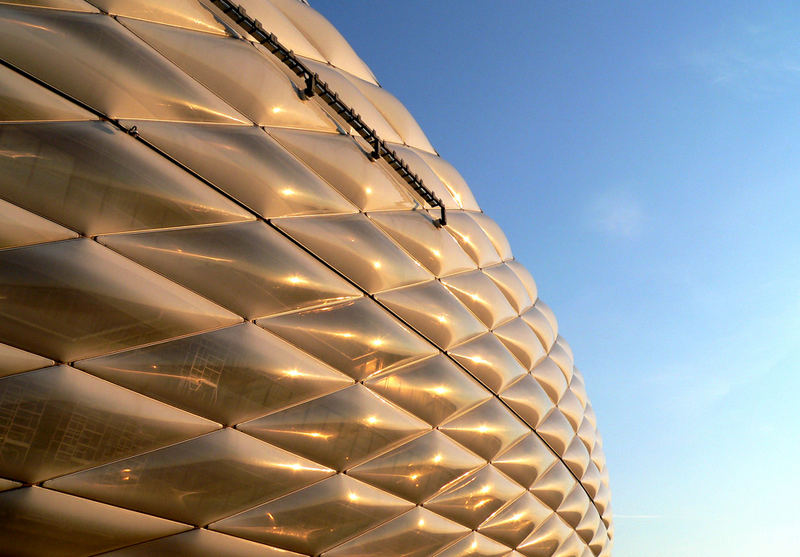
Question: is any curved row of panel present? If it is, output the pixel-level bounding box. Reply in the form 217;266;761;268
0;1;611;556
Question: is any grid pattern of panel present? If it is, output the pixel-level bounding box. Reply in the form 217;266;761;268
0;1;613;556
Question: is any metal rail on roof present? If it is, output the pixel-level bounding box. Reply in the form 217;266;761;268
208;0;447;226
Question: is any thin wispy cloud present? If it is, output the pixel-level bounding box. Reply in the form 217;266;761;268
687;21;800;98
589;190;645;239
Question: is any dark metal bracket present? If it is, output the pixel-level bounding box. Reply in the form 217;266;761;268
208;0;446;226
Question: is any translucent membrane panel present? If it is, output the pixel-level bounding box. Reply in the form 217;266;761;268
549;338;575;383
46;429;334;525
268;127;416;212
531;463;576;510
0;198;77;250
483;264;533;314
89;0;232;36
569;370;589;406
593;483;610;519
100;221;360;319
557;390;584;432
76;323;352;426
580;462;601;500
0;65;91;122
268;0;377;84
0;487;187;557
553;532;587;557
492;434;557;490
0;239;240;361
259;298;435;381
387;144;459;209
122;19;334;131
364;354;492;427
99;528;304;557
369;211;476;277
0;342;52;378
536;409;575;457
377;280;486;350
448;333;527;394
348;430;485;503
562;437;591;479
557;484;591;529
439;398;529;461
505;260;539;303
346;74;435;153
576;418;597;454
444;212;503;267
467;213;513;261
0;7;247;123
237;0;325;60
126;122;354;218
425;465;525;529
493;318;547;371
301;58;400;142
0;366;218;483
414;149;481;211
1;0;97;11
516;514;572;557
210;474;413;555
433;532;511;557
525;301;558;350
477;492;552;549
532;358;568;404
583;403;597;429
0;478;19;491
0;121;253;236
575;505;601;546
274;214;432;293
501;374;553;433
238;384;429;471
324;507;468;557
441;271;516;330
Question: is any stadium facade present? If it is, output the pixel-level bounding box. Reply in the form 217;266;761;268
0;1;612;555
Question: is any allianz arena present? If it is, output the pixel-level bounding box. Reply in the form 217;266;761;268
0;1;612;555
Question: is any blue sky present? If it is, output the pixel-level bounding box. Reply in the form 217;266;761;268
312;2;800;556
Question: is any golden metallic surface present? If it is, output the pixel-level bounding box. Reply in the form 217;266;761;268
442;270;518;329
123;122;357;218
0;365;219;482
46;428;334;525
210;474;414;555
377;280;487;350
0;341;52;378
0;6;248;123
0;198;77;250
0;1;611;555
0;121;254;236
370;210;477;277
270;127;417;212
75;323;353;425
98;528;305;557
258;297;436;381
0;487;187;557
99;221;360;319
364;354;491;427
275;214;432;293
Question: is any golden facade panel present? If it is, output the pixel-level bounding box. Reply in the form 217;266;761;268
0;121;253;236
0;6;248;123
0;1;611;555
123;122;357;218
99;221;361;319
268;127;416;212
370;210;478;277
274;214;433;293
